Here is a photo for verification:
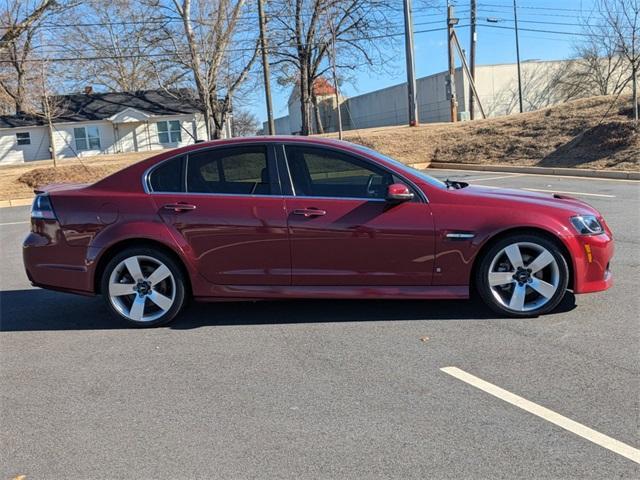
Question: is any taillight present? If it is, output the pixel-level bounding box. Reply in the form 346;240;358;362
31;194;57;220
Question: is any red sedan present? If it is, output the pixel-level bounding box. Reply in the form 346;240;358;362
23;137;613;327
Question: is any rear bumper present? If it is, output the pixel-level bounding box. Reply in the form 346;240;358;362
23;229;94;295
565;232;614;294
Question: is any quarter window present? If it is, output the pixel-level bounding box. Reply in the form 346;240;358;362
284;146;397;199
157;120;182;144
186;146;271;195
74;126;101;151
148;156;184;193
16;132;31;145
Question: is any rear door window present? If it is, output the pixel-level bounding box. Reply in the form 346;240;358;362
186;146;272;195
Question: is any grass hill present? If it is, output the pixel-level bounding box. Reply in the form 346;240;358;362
334;94;638;171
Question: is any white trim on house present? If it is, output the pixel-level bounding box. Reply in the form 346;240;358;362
108;107;152;123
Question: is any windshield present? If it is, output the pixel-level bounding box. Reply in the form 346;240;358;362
353;144;448;189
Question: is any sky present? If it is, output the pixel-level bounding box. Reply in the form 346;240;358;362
247;0;601;124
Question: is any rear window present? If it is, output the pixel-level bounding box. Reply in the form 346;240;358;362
148;157;184;192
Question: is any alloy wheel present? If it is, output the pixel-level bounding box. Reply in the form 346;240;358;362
487;241;560;312
108;255;176;322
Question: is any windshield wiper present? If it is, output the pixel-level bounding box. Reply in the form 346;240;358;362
444;178;469;189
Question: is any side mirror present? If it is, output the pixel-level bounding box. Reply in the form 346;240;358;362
386;183;414;203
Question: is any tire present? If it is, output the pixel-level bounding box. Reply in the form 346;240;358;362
100;247;187;327
475;233;569;317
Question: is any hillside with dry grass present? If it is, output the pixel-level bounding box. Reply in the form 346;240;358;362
334;94;638;171
1;94;637;201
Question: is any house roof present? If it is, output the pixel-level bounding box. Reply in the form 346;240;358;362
287;77;337;104
0;113;44;129
0;89;203;129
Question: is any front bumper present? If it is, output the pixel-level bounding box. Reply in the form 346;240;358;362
565;232;614;294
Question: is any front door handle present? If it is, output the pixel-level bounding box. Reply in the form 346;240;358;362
293;208;327;218
163;203;197;212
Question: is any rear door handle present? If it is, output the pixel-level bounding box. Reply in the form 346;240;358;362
293;208;327;218
163;203;197;212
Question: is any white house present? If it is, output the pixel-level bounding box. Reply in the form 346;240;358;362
0;89;229;164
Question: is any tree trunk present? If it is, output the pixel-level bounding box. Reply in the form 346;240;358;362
299;60;311;135
47;118;57;168
202;103;213;141
633;65;638;124
15;69;26;114
312;94;324;134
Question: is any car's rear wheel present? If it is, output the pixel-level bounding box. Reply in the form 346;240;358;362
101;247;186;327
475;234;569;317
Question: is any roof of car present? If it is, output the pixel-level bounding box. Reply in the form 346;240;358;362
184;135;356;148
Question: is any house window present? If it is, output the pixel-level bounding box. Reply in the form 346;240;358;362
74;126;101;151
16;132;31;145
157;120;182;144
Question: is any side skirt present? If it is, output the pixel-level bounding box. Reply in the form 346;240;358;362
194;285;469;302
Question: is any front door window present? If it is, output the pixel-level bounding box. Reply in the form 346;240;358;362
285;145;399;199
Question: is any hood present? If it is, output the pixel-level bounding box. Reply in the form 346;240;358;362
458;184;599;216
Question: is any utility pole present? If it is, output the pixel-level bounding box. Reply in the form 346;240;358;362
403;0;419;126
513;0;523;113
469;0;477;119
258;0;275;135
447;4;458;122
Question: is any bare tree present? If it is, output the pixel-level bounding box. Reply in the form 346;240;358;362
62;0;183;92
556;6;632;100
569;35;629;96
0;0;57;49
0;0;76;113
598;0;640;121
34;57;69;167
268;0;396;135
232;108;260;136
156;0;260;139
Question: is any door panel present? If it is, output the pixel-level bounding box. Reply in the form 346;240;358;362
155;194;290;285
281;144;436;286
285;197;435;286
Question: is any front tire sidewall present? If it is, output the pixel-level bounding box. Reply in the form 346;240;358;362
476;234;569;317
101;247;186;327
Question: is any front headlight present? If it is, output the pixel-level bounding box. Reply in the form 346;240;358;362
570;215;604;235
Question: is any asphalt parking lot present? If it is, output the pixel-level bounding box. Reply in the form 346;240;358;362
1;169;638;479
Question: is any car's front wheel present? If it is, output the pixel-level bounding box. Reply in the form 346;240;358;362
475;234;569;317
101;247;186;327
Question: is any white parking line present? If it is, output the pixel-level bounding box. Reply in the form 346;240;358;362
441;367;640;464
522;188;616;198
0;221;29;226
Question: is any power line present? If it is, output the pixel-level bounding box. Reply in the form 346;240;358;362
478;2;625;14
482;18;602;28
479;23;626;40
478;8;599;19
0;8;464;31
0;25;457;64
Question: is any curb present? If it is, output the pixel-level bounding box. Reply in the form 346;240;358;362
426;162;640;181
0;198;33;209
